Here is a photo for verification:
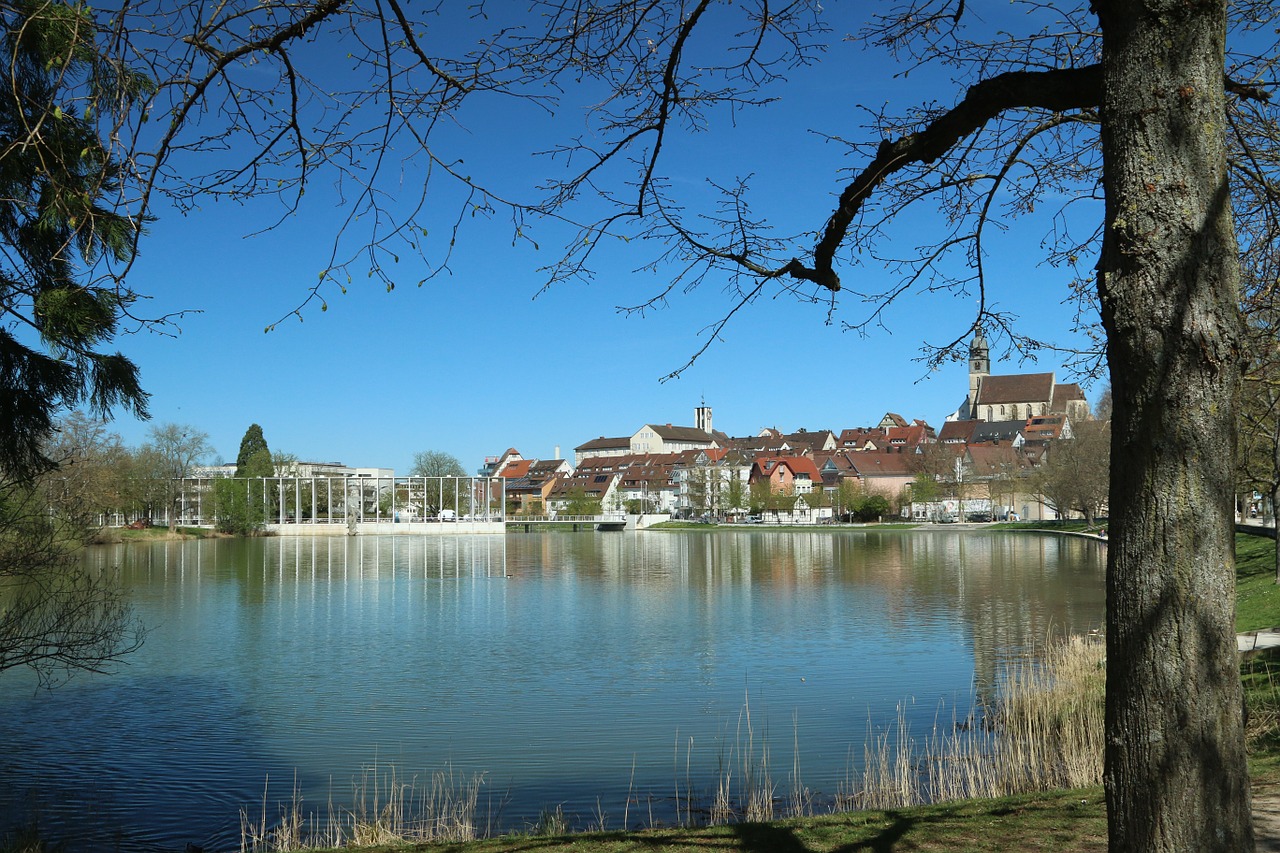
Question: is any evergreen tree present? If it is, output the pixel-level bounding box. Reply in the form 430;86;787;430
0;0;152;480
234;425;272;478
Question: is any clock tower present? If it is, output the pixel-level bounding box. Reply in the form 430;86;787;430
968;332;990;408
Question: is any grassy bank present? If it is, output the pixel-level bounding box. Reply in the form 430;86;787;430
1237;532;1279;633
88;525;232;544
316;788;1109;853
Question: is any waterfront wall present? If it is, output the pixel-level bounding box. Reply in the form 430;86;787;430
264;521;506;536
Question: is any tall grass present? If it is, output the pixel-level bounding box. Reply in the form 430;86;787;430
239;764;485;852
702;691;776;826
855;634;1106;809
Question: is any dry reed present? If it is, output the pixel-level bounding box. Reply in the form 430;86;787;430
855;634;1106;809
239;763;484;852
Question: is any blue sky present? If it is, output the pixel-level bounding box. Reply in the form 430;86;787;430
102;5;1104;473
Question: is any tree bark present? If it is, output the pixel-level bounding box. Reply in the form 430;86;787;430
1097;1;1253;851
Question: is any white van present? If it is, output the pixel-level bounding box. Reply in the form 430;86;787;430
438;509;457;522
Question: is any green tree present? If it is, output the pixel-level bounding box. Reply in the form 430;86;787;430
561;487;602;517
747;480;772;516
908;473;939;506
804;486;829;509
0;0;151;481
833;478;864;521
853;494;891;523
272;451;300;476
235;425;273;478
724;476;747;517
212;478;261;535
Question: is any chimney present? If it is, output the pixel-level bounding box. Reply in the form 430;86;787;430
554;445;561;460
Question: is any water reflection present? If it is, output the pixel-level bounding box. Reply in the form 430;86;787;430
0;530;1103;851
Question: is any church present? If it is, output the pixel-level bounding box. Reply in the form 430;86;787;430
949;332;1090;423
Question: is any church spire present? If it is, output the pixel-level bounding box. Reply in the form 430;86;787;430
969;331;990;409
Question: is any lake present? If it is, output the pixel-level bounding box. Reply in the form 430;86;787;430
0;529;1105;851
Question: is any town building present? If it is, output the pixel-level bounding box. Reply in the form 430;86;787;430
674;448;752;519
951;332;1090;423
576;406;724;464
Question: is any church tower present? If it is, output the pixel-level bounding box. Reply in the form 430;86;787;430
695;401;713;434
968;332;990;412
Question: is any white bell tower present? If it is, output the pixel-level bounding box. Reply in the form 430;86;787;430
968;332;990;414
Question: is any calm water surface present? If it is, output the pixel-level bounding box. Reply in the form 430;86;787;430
0;530;1104;851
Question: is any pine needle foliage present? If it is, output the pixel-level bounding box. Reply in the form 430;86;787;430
0;0;152;480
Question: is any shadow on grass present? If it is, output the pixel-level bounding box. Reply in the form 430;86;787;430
833;812;916;852
732;822;813;853
726;813;916;853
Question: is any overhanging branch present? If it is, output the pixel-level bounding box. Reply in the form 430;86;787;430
785;64;1104;291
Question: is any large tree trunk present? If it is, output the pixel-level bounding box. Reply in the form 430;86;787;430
1097;1;1252;851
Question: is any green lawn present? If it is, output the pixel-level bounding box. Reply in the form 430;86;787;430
1236;532;1280;633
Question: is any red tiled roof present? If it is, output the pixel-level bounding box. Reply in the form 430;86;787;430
846;450;916;477
497;459;533;478
838;428;881;448
938;420;979;443
886;424;929;446
1023;415;1067;440
753;455;823;481
975;373;1055;406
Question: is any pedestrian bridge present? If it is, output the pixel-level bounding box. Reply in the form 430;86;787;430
506;514;629;531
